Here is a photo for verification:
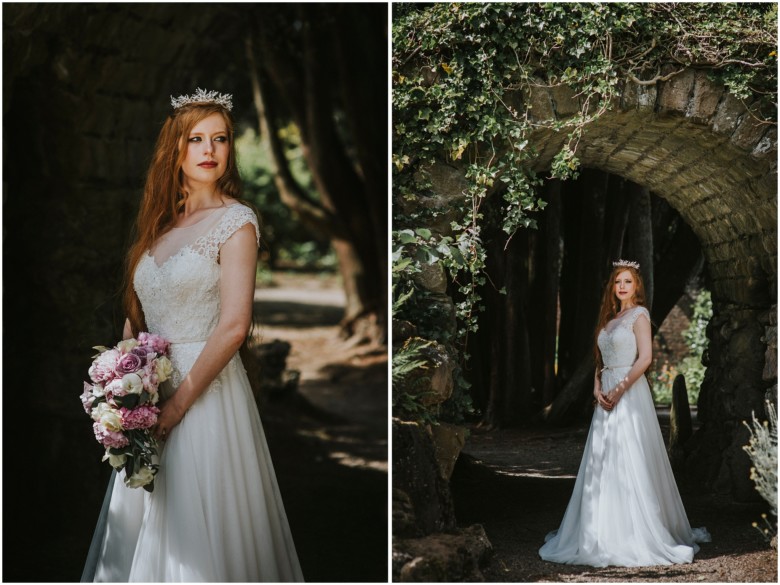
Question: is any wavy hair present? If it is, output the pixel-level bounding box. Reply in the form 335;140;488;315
122;103;242;335
593;264;647;371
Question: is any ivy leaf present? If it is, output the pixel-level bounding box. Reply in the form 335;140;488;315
398;230;417;244
415;228;433;239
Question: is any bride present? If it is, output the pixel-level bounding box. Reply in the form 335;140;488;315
81;89;304;582
539;260;710;567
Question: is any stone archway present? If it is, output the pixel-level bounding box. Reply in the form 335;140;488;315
422;70;776;499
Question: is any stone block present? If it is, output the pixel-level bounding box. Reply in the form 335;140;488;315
635;83;657;111
658;69;695;114
525;84;554;121
752;127;777;158
731;112;769;152
686;71;724;123
412;262;447;294
549;84;578;118
711;93;744;136
392;418;457;535
394;524;492;582
401;340;454;407
429;422;467;480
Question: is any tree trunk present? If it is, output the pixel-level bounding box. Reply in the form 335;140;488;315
627;182;655;309
248;7;386;343
541;180;562;405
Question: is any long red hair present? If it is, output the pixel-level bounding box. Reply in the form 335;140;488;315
122;102;243;336
593;264;647;371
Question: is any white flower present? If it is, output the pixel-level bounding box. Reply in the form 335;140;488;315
125;467;155;488
104;379;123;396
117;339;139;353
91;383;105;398
92;402;123;432
121;373;144;395
102;449;127;469
155;356;173;383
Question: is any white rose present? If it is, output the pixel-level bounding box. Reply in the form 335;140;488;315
155;356;173;383
117;339;139;353
102;449;127;469
121;373;144;395
125;467;155;488
104;379;123;396
91;403;123;431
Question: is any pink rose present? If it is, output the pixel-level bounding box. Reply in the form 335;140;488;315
142;364;159;391
93;422;129;449
89;349;120;384
115;352;143;376
120;405;160;430
138;332;170;356
130;346;153;366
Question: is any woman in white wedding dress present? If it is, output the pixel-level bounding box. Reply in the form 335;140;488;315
81;89;304;582
539;260;710;567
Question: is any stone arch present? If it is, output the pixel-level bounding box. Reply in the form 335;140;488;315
424;70;776;499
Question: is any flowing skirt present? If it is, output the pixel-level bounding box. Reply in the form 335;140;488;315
538;366;710;567
82;346;303;582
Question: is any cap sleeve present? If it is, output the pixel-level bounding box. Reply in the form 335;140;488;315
627;306;650;330
213;204;260;254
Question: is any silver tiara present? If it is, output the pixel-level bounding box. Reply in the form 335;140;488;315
170;88;233;111
613;259;640;270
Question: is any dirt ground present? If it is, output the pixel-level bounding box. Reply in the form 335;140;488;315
253;271;389;583
451;412;777;582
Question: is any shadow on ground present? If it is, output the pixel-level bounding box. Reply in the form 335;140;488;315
451;420;777;582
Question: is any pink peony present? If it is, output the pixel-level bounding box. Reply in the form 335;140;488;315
93;422;129;448
80;382;96;414
120;405;160;430
138;332;170;356
115;352;143;376
89;349;120;384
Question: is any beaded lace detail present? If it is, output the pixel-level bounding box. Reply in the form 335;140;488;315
597;306;650;370
134;204;259;394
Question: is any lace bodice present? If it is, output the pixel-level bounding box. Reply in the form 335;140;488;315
133;203;259;390
597;306;650;369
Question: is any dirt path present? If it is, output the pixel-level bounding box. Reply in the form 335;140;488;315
253;272;388;582
451;414;777;582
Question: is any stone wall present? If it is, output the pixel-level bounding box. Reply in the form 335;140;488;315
414;69;776;499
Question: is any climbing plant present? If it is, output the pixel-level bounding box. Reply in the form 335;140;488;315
392;3;777;422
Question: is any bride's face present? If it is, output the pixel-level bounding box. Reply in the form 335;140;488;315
181;113;230;187
614;270;636;305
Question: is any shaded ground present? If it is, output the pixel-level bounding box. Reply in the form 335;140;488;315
451;410;777;582
253;271;388;583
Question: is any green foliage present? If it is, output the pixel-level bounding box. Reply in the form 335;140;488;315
393;3;774;422
392;338;436;424
651;290;712;405
236;126;333;270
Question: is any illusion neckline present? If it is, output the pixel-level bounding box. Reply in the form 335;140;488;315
170;202;240;230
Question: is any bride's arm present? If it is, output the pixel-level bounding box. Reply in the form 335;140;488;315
123;318;133;340
153;223;258;437
606;313;652;404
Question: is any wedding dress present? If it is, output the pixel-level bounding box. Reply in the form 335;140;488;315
539;305;710;567
82;203;304;582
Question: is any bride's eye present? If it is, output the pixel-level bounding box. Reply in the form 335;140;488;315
188;136;201;142
214;136;228;143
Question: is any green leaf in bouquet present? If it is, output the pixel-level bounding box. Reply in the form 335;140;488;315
124;454;135;478
120;394;140;409
140;391;150;404
91;346;111;358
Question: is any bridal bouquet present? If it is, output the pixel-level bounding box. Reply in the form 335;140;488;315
80;332;172;492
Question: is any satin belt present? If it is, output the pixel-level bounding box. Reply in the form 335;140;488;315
601;364;632;371
167;338;209;345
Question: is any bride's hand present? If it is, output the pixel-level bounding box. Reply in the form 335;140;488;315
153;395;186;440
606;381;627;407
594;388;613;411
